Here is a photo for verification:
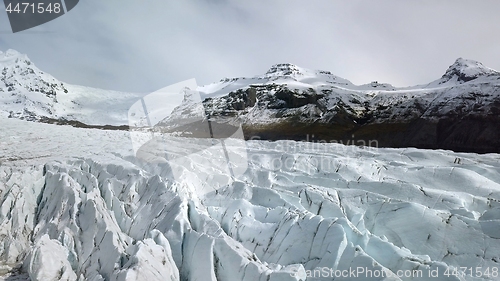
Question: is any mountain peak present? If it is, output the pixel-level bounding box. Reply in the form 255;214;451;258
265;63;303;76
0;48;69;121
441;57;499;83
5;49;21;56
0;49;27;62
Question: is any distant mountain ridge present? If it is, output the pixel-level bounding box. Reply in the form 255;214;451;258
1;49;500;153
166;60;500;153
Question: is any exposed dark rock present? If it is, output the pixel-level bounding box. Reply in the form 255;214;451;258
193;82;500;153
241;115;500;154
38;117;130;131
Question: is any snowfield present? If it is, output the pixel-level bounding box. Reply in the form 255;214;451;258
1;117;500;280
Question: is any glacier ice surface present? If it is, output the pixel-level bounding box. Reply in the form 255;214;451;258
1;117;500;280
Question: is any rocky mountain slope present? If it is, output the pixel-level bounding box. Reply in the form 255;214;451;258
163;60;500;153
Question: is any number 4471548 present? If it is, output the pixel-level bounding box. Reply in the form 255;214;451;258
444;267;498;278
5;2;62;14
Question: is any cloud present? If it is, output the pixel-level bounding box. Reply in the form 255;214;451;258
1;0;499;92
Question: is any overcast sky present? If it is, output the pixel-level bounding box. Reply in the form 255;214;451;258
1;1;499;92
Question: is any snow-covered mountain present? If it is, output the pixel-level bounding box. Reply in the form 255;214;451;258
0;49;143;126
1;117;500;280
436;57;500;85
163;60;500;153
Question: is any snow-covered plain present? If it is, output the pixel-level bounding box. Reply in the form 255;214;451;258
1;117;500;280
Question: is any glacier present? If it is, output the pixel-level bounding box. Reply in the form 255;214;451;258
1;117;499;280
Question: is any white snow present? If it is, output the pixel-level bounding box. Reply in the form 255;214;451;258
1;117;499;280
